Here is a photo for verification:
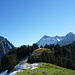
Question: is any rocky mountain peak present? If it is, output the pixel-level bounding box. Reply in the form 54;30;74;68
0;36;14;59
36;32;75;47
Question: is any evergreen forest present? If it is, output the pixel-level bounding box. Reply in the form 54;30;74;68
0;42;75;73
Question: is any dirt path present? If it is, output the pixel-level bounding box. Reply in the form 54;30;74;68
20;59;28;64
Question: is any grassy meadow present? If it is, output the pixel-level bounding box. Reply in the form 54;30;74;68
16;63;75;75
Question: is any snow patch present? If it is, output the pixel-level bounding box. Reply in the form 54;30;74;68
8;43;12;49
5;40;12;49
9;63;38;75
0;70;8;75
9;70;23;75
57;38;60;41
14;63;38;70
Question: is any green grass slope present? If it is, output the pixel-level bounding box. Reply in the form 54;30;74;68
16;63;75;75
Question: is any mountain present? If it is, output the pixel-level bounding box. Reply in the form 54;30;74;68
36;35;64;47
36;32;75;47
59;32;75;46
0;36;14;59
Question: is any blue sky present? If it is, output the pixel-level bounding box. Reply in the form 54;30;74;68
0;0;75;47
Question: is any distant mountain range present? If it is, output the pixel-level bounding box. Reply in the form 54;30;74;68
0;32;75;59
0;36;14;59
36;32;75;47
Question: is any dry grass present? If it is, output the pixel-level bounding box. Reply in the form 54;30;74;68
32;48;52;58
20;59;28;65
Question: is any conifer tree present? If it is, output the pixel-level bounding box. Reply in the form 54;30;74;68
44;44;49;48
40;45;43;48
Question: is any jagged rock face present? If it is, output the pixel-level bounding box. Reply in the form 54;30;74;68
0;36;14;59
36;32;75;47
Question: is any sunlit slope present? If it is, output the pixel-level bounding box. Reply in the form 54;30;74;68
16;63;75;75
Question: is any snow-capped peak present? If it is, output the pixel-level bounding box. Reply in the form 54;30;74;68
59;32;75;46
36;35;64;47
67;32;74;35
66;32;75;37
36;32;75;47
42;35;50;38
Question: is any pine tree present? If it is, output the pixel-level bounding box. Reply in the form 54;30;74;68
40;45;43;48
44;44;49;48
33;44;38;50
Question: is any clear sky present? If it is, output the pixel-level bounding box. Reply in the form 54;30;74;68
0;0;75;47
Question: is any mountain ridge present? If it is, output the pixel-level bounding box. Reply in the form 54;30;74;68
0;36;14;59
36;32;75;47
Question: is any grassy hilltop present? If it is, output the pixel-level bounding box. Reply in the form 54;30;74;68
16;63;75;75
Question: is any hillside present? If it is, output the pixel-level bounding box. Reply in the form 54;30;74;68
16;63;75;75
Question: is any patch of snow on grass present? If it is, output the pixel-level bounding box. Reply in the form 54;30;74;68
31;63;38;70
0;70;8;75
31;66;38;70
9;70;23;75
14;63;38;70
9;63;38;75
